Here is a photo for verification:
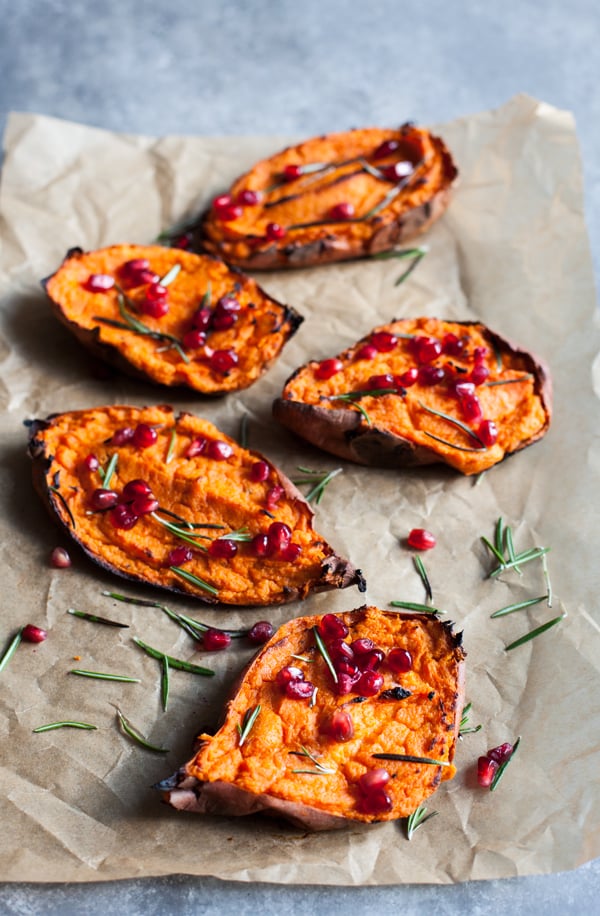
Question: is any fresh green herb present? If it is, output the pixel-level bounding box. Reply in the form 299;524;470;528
158;263;181;287
372;245;428;286
372;753;451;766
389;600;442;614
289;746;336;775
165;428;177;464
491;340;504;373
309;686;318;708
504;524;521;574
151;512;210;549
505;614;565;651
458;702;482;736
48;486;76;528
424;432;488;453
394;249;428;286
161;655;170;712
239;414;249;449
152;508;224;529
68;608;129;628
69;669;140;683
413;555;432;601
237;705;261;747
116;709;169;753
490;736;521;791
176;611;248;639
292;467;343;504
313;625;338;683
542;552;553;607
33;721;97;733
102;453;118;488
0;629;22;674
102;591;246;640
490;595;548;618
133;636;215;675
489;547;550;579
291;654;313;663
481;535;507;566
494;517;505;556
406;802;438;839
484;374;533;387
327;387;404;426
418;400;485;448
473;470;487;487
171;566;219;596
97;289;190;363
215;527;253;543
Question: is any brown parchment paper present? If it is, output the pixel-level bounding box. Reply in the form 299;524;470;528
0;95;599;885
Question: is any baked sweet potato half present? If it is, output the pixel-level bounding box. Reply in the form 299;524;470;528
273;318;552;475
160;606;465;830
28;405;365;606
43;245;302;394
199;124;457;270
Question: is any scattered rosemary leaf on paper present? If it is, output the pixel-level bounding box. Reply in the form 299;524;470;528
116;709;169;754
406;802;438;840
161;655;170;712
413;555;433;601
69;669;140;683
490;595;548;618
292;467;343;504
33;721;97;733
238;414;249;449
133;637;215;676
505;614;565;651
389;600;442;614
0;629;22;674
237;705;261;747
458;702;482;736
68;608;129;628
490;736;521;791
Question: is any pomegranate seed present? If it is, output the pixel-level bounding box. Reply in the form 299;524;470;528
283;164;303;181
477;756;498;787
327;639;355;663
186;437;207;458
409;335;442;364
236;189;262;206
82;454;99;472
373;139;400;159
478;419;498;447
251;533;269;557
335;660;360;681
50;547;71;569
266;485;284;510
207;440;233;461
358;768;390;794
473;346;489;362
407;528;436;550
250;461;270;482
417;366;445;386
173;233;192;249
461;394;483;424
285;679;315;699
122;479;152;501
192;306;212;330
387;647;413;674
266;522;292;554
367;373;396;390
211;311;236;331
22;624;48;643
266;222;286;240
145;282;168;303
109;504;139;530
90;488;119;510
212;194;233;212
208;538;238;559
131;495;159;516
396;368;418;387
329;202;355;220
138;268;160;285
358;787;393;815
442;333;467;357
276;665;304;687
247;621;275;644
449;380;476;399
469;363;490;386
119;258;150;286
167;545;193;566
356;670;384;696
319;613;349;641
381;161;413;181
357;648;385;671
280;542;302;562
183;329;207;349
336;673;357;696
217;204;243;222
321;709;355;742
487;742;514;765
85;273;114;293
215;294;241;314
351;637;375;655
355;344;378;361
370;331;397;352
141;296;169;319
132;424;158;449
109;427;134;446
202;629;231;651
315;358;343;380
209;349;238;373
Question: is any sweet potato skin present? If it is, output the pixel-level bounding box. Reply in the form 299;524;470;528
199;125;457;270
28;405;365;606
43;245;303;394
273;319;552;475
161;606;466;830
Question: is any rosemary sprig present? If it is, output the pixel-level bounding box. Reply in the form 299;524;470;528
394;249;427;286
489;547;550;579
177;611;248;639
490;595;548;618
48;486;76;528
101;289;189;363
289;746;336;775
165;428;177;464
406;802;438;840
504;524;521;574
0;629;22;674
505;614;565;651
542;553;553;607
484;375;533;387
237;705;261;747
313;625;338;683
292;467;343;504
116;709;169;753
151;512;210;549
33;721;97;733
133;636;215;675
481;535;507;566
158;263;181;287
490;736;521;791
418;400;485;448
413;555;432;601
68;608;129;628
327;387;403;426
239;414;249;449
153;508;224;529
424;432;488;453
389;600;442;614
215;527;252;543
102;592;246;640
372;753;451;767
372;244;428;286
161;655;170;712
458;702;482;736
494;517;505;557
69;669;140;683
171;566;219;596
101;453;118;488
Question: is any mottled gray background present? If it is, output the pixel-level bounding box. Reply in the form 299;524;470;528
1;0;599;912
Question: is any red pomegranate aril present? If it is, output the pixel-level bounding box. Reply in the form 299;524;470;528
442;333;467;357
212;194;233;212
186;437;207;458
192;306;212;330
473;346;489;362
266;222;286;240
132;424;158;449
478;419;498;448
358;767;390;794
319;613;349;641
285;679;315;699
138;268;160;285
315;358;343;380
487;742;514;765
407;528;436;550
50;547;71;569
141;297;169;319
109;426;134;446
351;637;375;656
335;660;360;681
283;163;303;181
218;204;243;222
357;648;385;672
336;673;357;696
251;533;270;557
276;665;304;687
450;380;476;399
266;485;284;510
202;629;231;652
382;161;413;181
410;335;442;364
236;189;262;206
266;522;292;554
461;394;483;424
122;479;153;502
167;545;193;566
370;331;397;352
82;453;99;472
145;282;168;303
327;639;355;663
85;273;114;293
477;756;498;787
211;311;236;331
321;709;355;742
131;495;159;516
208;538;238;559
250;460;270;482
280;542;302;562
396;368;419;387
90;488;119;510
373;139;400;160
109;504;139;530
329;202;355;220
356;670;384;696
247;621;275;644
417;366;445;386
387;647;413;674
183;329;207;349
22;624;48;643
209;349;238;373
367;373;396;390
355;344;378;361
216;294;241;314
358;787;393;815
119;259;153;287
207;439;233;461
173;233;192;249
469;363;490;386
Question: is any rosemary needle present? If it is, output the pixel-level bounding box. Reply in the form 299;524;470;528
490;736;521;791
68;608;129;628
389;600;442;614
237;705;261;747
116;709;169;753
490;595;548;618
33;721;97;733
413;555;433;601
406;803;438;840
0;629;23;674
69;669;140;683
505;615;565;651
313;626;338;683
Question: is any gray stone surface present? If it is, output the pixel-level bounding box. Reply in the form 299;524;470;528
1;0;599;911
